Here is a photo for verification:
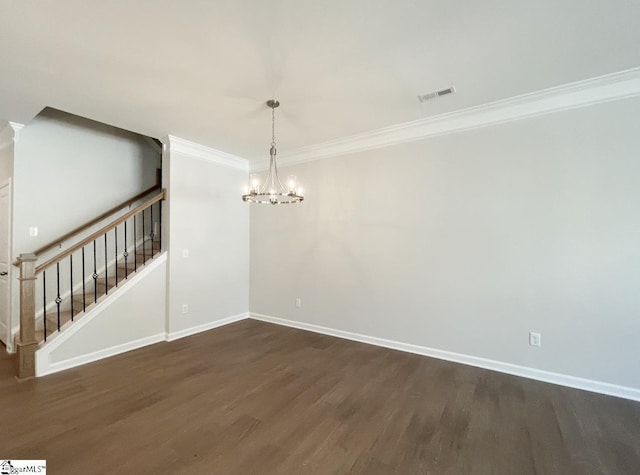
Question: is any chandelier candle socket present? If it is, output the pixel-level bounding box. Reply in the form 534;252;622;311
242;100;304;205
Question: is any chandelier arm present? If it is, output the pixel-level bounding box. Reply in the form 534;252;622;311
260;152;273;194
269;146;278;192
271;147;287;193
265;149;278;193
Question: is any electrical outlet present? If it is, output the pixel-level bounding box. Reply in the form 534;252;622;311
182;304;189;314
29;226;38;237
182;249;189;258
529;332;541;347
295;298;302;308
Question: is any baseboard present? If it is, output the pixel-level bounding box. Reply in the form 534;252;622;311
36;306;248;377
166;312;249;341
39;333;166;377
249;313;640;402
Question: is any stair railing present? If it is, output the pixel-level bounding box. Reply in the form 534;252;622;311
15;189;165;380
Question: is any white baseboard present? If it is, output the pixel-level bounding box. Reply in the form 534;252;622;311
166;312;249;341
36;307;248;377
249;313;640;402
38;333;166;377
4;338;13;353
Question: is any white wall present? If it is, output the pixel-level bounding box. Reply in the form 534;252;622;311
250;97;640;392
165;142;249;336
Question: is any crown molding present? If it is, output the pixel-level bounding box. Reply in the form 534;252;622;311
252;67;640;171
167;135;249;172
0;121;25;150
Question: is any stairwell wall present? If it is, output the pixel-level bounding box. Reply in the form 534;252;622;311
11;108;161;339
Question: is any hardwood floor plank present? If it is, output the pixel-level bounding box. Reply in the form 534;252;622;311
0;319;639;474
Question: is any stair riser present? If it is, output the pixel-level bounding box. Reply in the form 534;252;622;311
119;257;160;274
40;311;73;336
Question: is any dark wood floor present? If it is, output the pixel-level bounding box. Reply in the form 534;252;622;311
1;320;639;474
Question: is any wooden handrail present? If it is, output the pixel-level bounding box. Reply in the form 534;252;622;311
30;184;161;259
36;189;165;274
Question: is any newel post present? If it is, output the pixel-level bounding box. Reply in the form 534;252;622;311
16;253;38;380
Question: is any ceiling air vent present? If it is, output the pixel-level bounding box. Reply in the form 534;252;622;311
418;86;456;103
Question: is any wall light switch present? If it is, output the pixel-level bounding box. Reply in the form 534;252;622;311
29;226;38;237
182;304;189;314
295;298;302;308
182;249;189;258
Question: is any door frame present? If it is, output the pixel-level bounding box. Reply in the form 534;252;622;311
0;178;13;352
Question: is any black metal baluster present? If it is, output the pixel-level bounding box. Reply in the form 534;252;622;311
159;200;162;252
82;247;86;312
134;214;137;271
93;240;98;303
114;225;118;287
70;254;74;321
56;262;61;331
142;208;146;264
150;204;154;259
124;220;129;279
43;270;47;341
104;233;108;295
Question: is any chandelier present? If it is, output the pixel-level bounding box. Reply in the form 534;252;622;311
242;100;304;205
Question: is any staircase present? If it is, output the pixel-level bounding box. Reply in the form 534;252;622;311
36;239;161;343
14;187;165;379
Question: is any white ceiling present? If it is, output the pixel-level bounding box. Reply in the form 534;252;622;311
1;0;639;163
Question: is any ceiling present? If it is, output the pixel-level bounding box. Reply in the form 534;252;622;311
1;0;639;163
